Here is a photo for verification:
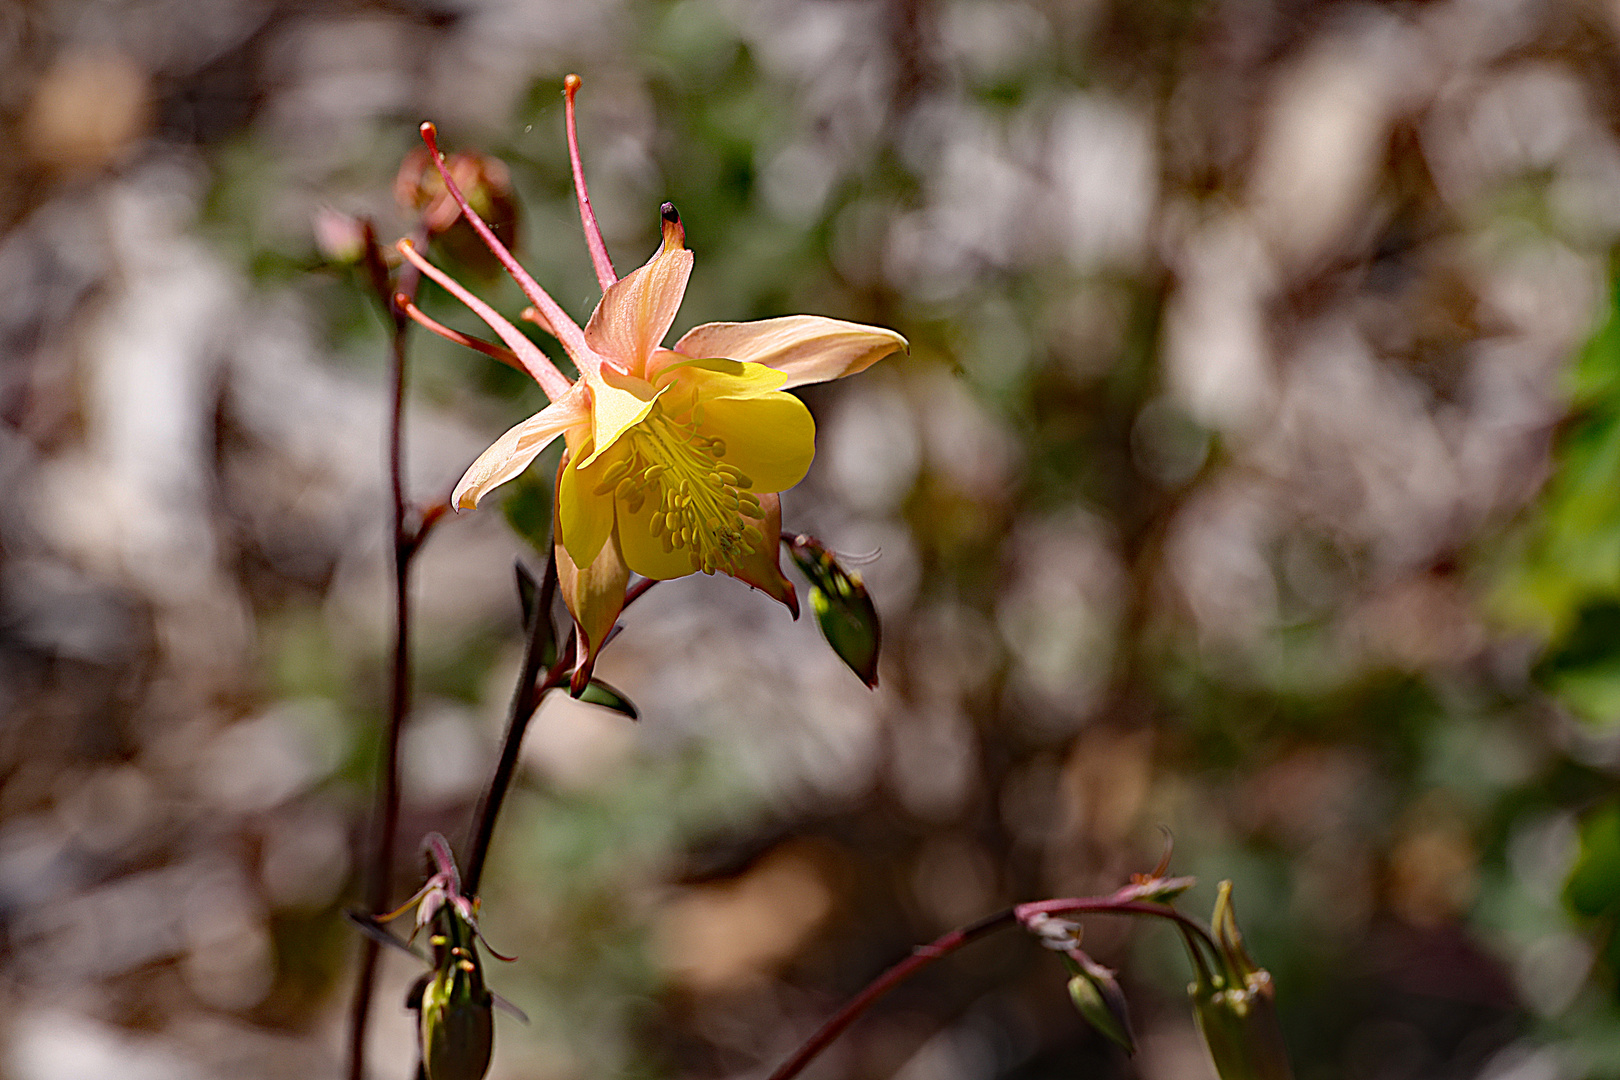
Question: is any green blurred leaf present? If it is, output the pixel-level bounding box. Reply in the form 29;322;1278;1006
501;465;553;557
1568;804;1620;919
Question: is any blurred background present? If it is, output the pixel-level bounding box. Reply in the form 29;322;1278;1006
7;0;1620;1077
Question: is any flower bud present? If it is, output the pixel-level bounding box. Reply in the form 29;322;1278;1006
313;205;366;265
787;535;881;687
396;147;520;279
1190;882;1294;1080
1064;952;1136;1055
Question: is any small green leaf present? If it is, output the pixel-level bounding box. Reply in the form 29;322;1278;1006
575;679;639;721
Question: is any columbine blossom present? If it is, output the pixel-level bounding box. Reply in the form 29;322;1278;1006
397;76;905;665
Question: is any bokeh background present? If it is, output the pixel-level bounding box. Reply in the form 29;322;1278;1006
8;0;1620;1077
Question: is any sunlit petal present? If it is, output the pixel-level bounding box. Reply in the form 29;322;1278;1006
558;443;620;568
584;240;693;376
673;315;908;390
700;391;816;495
451;392;589;509
579;370;662;468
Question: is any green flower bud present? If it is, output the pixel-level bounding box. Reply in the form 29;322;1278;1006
1189;882;1293;1080
420;903;495;1080
787;535;881;687
1064;952;1136;1055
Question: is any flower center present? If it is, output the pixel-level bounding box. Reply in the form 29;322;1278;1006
593;399;764;574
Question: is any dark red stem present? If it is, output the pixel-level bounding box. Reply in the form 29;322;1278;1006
765;909;1017;1080
346;221;429;1080
463;553;572;898
766;886;1219;1080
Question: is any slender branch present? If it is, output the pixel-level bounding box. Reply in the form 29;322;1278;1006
766;909;1017;1080
767;884;1219;1080
1014;895;1219;958
463;550;569;897
347;221;427;1080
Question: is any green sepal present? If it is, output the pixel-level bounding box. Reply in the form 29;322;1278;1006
575;678;639;721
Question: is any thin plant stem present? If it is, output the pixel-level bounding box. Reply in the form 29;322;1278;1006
765;909;1017;1080
346;221;430;1080
1014;895;1220;958
766;887;1219;1080
463;550;572;898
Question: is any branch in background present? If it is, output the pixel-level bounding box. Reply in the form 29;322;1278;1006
346;220;432;1080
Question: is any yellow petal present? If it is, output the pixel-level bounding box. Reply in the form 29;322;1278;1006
653;355;789;397
614;492;705;581
699;390;816;494
673;315;908;390
557;441;620;568
452;392;589;509
555;482;630;665
583;244;693;378
579;369;661;468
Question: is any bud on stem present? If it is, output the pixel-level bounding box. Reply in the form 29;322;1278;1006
1189;882;1294;1080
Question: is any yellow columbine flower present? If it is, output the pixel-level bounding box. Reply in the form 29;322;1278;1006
397;77;905;666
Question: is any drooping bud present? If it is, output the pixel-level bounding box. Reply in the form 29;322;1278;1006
1064;952;1136;1056
787;535;881;687
396;146;520;279
1190;882;1294;1080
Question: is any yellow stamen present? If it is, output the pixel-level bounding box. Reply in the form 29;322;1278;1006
606;400;764;574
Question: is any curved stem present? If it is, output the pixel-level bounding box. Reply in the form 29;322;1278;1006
767;886;1219;1080
1015;896;1220;958
766;909;1018;1080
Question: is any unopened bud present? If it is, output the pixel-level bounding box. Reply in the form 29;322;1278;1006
787;535;881;687
313;205;366;265
396;147;520;278
1065;952;1136;1055
1190;882;1293;1080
